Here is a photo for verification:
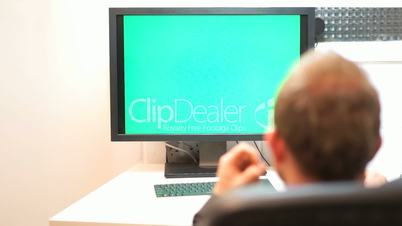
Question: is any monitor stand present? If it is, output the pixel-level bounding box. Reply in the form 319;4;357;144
164;141;227;178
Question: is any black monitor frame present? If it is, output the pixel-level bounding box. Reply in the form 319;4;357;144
109;7;315;142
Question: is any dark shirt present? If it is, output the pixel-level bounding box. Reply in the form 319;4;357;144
193;183;278;226
191;181;371;226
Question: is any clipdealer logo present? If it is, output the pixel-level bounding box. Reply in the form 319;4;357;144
254;98;275;130
128;97;274;130
128;98;247;129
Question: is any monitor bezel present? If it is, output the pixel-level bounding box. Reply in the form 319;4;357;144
109;7;315;141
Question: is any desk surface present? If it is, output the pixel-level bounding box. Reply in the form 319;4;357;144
49;164;284;226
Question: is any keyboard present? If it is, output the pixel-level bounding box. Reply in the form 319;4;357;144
154;179;272;197
154;182;215;197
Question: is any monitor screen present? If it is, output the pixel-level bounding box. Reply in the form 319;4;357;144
110;8;315;141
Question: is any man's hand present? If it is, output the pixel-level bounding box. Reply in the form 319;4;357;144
213;143;267;195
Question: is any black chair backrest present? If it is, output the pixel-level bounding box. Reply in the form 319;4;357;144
202;180;402;226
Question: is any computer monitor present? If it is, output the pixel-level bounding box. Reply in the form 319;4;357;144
109;8;315;177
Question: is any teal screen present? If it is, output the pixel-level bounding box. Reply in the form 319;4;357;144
123;15;300;135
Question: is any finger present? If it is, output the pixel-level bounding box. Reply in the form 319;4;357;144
226;143;260;166
257;162;268;172
217;143;261;179
234;151;261;172
237;164;267;185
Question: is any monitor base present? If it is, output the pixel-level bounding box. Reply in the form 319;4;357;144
164;163;216;178
164;141;227;178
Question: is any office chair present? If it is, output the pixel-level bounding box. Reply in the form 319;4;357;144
199;179;402;226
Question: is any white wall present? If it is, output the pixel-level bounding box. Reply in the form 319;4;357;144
0;1;142;226
1;1;402;226
363;64;402;180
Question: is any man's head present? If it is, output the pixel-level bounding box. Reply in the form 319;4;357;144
266;51;381;184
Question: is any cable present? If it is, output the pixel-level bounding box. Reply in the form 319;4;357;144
253;141;271;166
165;143;198;164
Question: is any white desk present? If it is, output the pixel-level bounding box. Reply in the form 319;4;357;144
49;164;284;226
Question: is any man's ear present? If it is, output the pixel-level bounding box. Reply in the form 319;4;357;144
264;131;273;150
265;131;285;164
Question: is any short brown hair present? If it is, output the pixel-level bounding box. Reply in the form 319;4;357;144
275;51;380;181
